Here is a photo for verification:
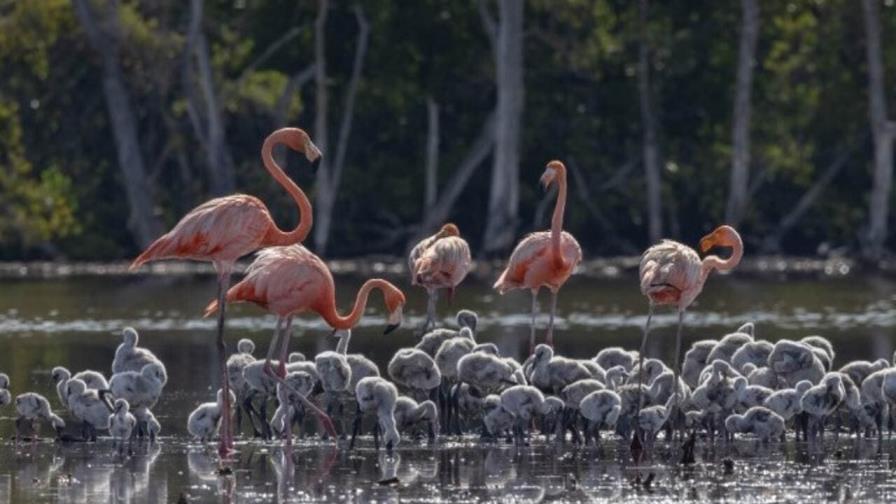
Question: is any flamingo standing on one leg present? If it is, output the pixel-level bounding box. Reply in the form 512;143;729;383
129;127;320;456
494;160;582;351
409;223;472;333
634;225;743;446
204;243;407;440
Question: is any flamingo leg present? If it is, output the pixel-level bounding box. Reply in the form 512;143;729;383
671;309;685;442
633;302;655;450
263;318;337;441
529;290;538;354
215;269;235;457
275;317;293;377
422;289;438;334
264;317;284;373
546;290;558;348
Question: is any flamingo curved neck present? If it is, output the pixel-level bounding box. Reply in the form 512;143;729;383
701;234;743;278
261;130;313;246
318;279;390;330
336;332;351;355
550;171;568;269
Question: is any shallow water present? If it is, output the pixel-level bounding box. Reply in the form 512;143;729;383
2;271;896;502
8;437;896;503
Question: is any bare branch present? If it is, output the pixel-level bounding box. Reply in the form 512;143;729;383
331;4;370;186
762;139;860;252
407;112;496;251
235;26;303;88
598;156;638;192
424;97;440;211
567;158;638;254
272;64;316;127
477;0;497;57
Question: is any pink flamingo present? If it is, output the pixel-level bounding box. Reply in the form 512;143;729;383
204;244;407;437
129;127;320;456
409;223;472;332
494;160;582;350
635;225;743;437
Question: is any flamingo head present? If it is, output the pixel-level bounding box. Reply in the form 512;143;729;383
283;127;322;164
122;327;139;346
438;223;460;238
540;160;566;189
383;283;407;335
114;398;129;413
51;366;70;384
699;225;742;254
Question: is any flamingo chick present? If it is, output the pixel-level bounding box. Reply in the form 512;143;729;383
15;393;65;439
188;389;237;442
394;396;439;440
725;406;786;443
579;389;622;444
65;378;113;441
353;377;400;453
112;327;162;375
109;399;137;454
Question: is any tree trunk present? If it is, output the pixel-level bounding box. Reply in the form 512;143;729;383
725;0;759;226
481;0;524;255
183;0;235;196
862;0;895;259
313;3;370;255
639;0;663;244
72;0;163;248
407;112;496;250
424;97;440;213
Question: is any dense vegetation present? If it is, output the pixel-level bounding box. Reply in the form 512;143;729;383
1;0;895;261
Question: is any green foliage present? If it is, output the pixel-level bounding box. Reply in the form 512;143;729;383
0;0;893;259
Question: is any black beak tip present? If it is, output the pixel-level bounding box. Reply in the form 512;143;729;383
311;157;322;170
384;323;400;335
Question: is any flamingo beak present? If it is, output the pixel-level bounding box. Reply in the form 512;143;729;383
310;155;322;170
384;306;403;334
699;232;717;254
539;168;555;189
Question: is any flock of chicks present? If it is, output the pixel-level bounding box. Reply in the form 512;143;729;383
219;311;896;453
7;313;896;457
4;327;164;453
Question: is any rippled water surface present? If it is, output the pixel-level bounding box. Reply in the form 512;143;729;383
2;271;896;502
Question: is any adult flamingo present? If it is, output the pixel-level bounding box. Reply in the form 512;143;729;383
129;127;320;456
635;225;743;439
494;160;582;350
204;244;407;437
409;223;472;333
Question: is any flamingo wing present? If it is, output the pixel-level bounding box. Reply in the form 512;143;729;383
205;245;329;316
639;240;702;302
131;195;273;269
494;231;580;294
414;236;472;289
408;233;439;283
493;232;551;293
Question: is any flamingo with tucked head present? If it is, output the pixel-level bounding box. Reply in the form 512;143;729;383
204;243;406;440
634;225;743;445
129;127;320;456
409;223;472;333
494;161;582;351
